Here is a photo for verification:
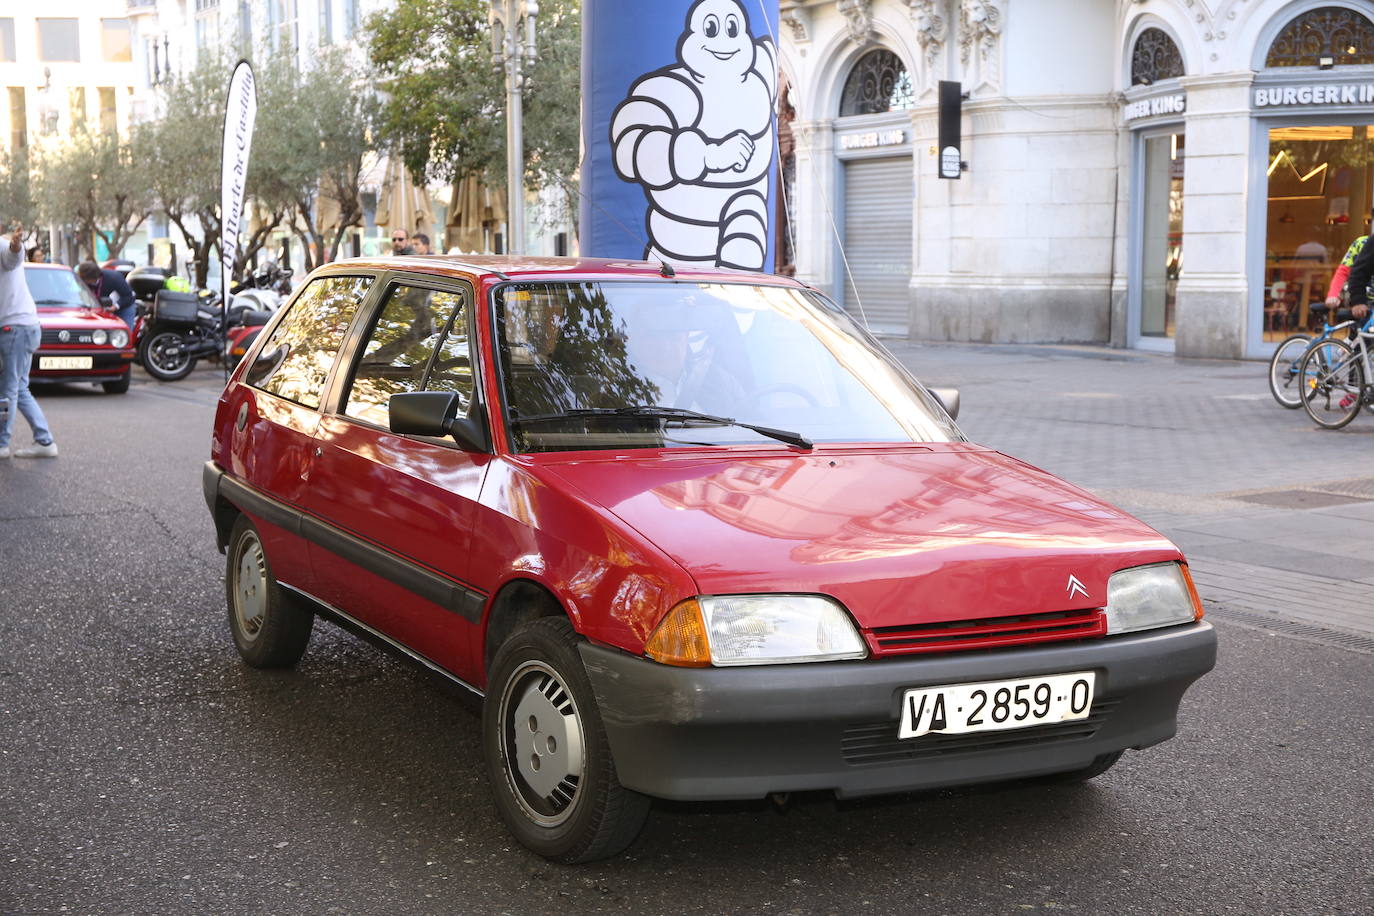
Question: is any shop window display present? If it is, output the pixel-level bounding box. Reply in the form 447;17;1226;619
1264;125;1374;341
1140;133;1185;340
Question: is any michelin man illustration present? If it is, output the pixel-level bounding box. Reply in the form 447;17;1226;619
610;0;777;270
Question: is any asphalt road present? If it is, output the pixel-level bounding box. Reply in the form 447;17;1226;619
2;362;1372;915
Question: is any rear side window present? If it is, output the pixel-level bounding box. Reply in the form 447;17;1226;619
246;275;372;409
342;283;473;428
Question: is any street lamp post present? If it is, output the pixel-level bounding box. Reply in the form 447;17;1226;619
489;1;538;256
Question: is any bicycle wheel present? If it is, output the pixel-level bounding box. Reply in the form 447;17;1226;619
1299;339;1366;429
1267;333;1312;409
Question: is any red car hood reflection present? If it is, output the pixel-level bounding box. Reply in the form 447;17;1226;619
534;445;1182;629
38;306;124;328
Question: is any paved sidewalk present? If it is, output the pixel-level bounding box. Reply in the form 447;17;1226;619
887;340;1374;643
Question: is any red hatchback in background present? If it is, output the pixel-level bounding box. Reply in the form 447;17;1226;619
24;263;136;394
203;257;1216;863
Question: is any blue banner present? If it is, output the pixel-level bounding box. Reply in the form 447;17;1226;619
581;0;780;271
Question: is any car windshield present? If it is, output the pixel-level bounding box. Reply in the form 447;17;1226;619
493;281;962;453
25;268;99;310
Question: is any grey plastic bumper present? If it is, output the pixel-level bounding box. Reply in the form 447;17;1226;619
579;621;1216;802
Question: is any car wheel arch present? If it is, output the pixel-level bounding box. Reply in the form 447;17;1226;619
482;578;574;683
211;497;241;554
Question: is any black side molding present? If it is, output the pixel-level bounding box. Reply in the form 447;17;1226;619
213;469;486;623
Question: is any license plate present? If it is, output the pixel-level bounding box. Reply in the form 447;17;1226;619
898;671;1096;739
39;356;93;370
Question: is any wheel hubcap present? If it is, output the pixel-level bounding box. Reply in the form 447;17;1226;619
501;661;585;827
234;534;267;642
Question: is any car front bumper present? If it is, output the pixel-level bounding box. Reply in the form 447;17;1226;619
579;621;1216;801
31;348;136;384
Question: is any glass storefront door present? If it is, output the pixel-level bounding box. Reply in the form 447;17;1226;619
1139;132;1185;341
1264;125;1373;342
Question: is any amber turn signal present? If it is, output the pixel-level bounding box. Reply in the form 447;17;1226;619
1180;563;1205;620
645;598;712;667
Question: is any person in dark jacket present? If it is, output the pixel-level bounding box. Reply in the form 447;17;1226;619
76;261;137;330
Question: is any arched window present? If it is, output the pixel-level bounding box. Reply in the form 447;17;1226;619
838;49;914;117
1131;28;1185;85
1265;6;1374;67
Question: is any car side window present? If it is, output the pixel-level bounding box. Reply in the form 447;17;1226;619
246;275;372;409
342;283;473;428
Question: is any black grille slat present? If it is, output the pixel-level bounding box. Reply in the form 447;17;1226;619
41;329;96;346
841;699;1120;766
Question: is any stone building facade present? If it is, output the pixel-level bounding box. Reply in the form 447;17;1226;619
778;0;1374;358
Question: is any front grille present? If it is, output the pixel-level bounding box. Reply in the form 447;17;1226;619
840;698;1120;766
41;329;96;346
867;608;1106;656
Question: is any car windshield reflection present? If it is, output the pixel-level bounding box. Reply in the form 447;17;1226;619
25;268;100;310
493;281;962;453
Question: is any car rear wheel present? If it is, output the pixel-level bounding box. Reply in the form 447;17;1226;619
483;617;650;863
102;370;131;394
225;515;314;668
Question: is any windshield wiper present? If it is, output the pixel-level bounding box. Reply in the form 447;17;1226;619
513;406;813;450
33;299;73;305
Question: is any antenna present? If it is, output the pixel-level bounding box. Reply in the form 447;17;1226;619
658;260;675;278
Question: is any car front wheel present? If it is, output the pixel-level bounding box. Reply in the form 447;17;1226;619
225;515;314;668
483;617;650;863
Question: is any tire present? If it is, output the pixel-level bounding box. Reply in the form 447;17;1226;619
1299;339;1366;430
225;515;314;668
102;370;131;394
483;617;650;863
1267;333;1311;409
1038;750;1123;785
141;329;199;381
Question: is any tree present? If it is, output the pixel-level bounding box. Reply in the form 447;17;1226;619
141;55;227;286
280;49;378;272
33;129;151;260
367;0;582;226
0;147;37;244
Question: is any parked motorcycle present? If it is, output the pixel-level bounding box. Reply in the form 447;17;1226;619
138;288;274;382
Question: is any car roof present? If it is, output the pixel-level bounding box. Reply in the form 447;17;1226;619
316;255;808;288
25;262;72;271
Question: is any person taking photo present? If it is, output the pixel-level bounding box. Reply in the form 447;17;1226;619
0;222;58;459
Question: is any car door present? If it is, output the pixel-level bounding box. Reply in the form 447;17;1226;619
230;274;375;592
304;276;491;683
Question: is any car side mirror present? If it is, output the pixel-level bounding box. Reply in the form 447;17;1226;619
389;391;490;452
930;387;960;421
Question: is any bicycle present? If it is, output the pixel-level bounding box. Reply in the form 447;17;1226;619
1298;311;1374;429
1268;302;1356;408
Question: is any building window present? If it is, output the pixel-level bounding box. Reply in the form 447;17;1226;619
101;19;132;62
319;0;333;45
196;13;220;49
239;1;252;51
8;87;26;149
268;0;298;52
344;0;360;37
1130;28;1184;85
1265;7;1374;68
99;87;116;136
838;49;914;117
0;19;16;63
37;18;81;63
69;87;86;130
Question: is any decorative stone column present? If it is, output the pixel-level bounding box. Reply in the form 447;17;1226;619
1173;72;1255;359
790;118;838;296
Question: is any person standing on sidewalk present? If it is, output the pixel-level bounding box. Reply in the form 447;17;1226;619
0;222;58;459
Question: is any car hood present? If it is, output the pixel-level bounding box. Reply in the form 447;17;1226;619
533;444;1182;629
39;306;124;328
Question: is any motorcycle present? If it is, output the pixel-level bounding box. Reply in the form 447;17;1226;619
223;264;292;369
138;287;274;382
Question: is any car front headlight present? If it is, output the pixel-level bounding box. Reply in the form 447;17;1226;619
109;329;129;349
646;594;867;666
91;329;108;346
1104;563;1202;635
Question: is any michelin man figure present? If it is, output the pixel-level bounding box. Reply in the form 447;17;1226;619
610;0;777;270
